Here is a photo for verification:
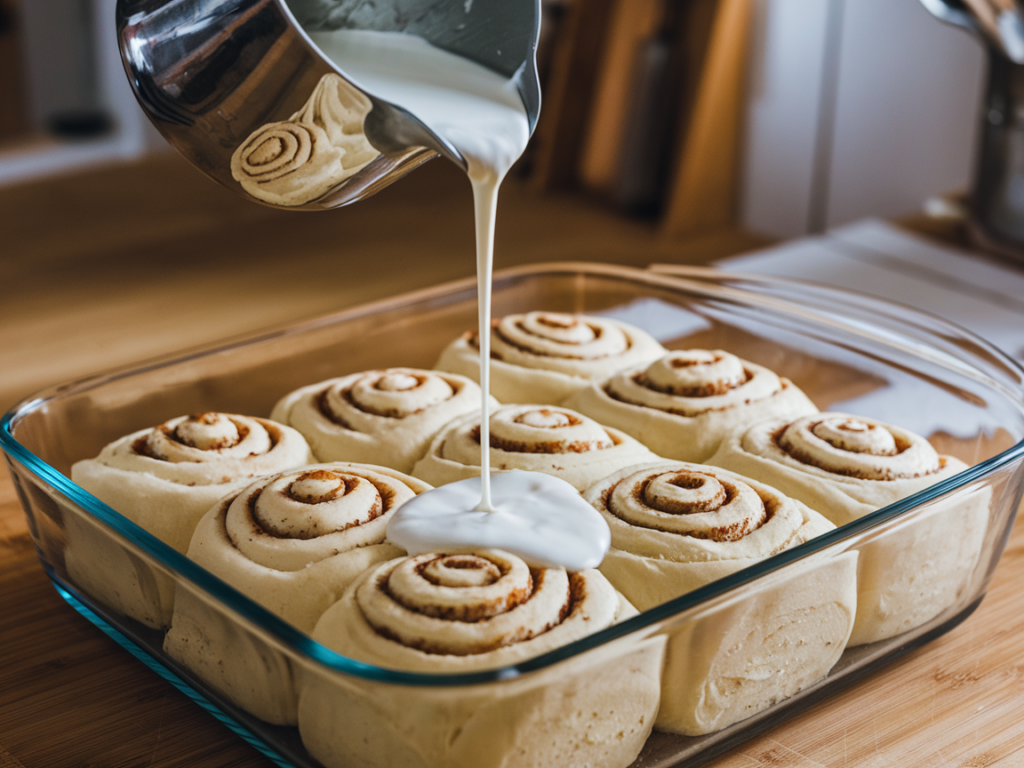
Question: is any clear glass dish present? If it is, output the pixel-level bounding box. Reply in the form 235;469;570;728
3;262;1024;768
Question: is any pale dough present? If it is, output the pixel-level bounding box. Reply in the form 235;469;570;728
566;349;818;462
412;403;662;491
67;413;314;627
707;412;990;645
435;311;666;404
164;462;427;724
298;549;664;768
271;368;493;473
582;461;856;735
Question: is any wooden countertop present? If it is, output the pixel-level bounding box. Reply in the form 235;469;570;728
0;154;1020;768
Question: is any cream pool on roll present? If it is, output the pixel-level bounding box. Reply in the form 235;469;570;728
312;29;611;563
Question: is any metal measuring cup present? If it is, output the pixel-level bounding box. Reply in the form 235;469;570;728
116;0;541;210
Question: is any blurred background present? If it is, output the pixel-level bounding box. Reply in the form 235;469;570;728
0;0;982;233
0;0;989;407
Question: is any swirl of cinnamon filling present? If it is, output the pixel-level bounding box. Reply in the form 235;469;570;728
223;465;422;571
67;413;315;626
707;413;982;649
412;404;660;491
774;414;940;481
488;312;658;375
565;350;818;463
583;462;834;604
707;411;969;528
142;412;263;458
304;553;652;768
104;413;311;487
497;312;626;358
434;312;666;405
606;350;787;415
230;74;379;206
607;467;768;541
232;121;319;180
327;369;460;420
488;405;614;454
231;120;344;204
356;551;591;656
271;368;487;473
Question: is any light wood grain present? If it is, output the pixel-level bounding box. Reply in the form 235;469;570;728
0;508;271;767
711;523;1024;768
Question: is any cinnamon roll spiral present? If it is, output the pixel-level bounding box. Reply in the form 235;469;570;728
66;413;314;628
182;463;424;625
583;462;836;606
411;404;661;491
333;550;624;667
566;349;818;462
583;462;855;736
435;311;666;404
709;413;966;521
164;463;424;725
231;74;379;206
709;412;989;645
299;550;661;768
72;413;315;551
271;368;492;473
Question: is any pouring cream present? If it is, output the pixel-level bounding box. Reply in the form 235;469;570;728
310;29;610;568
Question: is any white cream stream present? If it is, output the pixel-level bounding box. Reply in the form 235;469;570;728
310;29;610;569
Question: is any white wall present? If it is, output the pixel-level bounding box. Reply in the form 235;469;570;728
0;0;167;187
19;0;96;126
740;0;985;238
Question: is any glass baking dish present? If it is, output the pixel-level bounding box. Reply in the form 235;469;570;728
3;262;1024;768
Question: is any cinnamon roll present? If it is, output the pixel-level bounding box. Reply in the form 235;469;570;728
298;550;663;768
565;349;818;462
67;413;314;627
411;403;661;491
164;463;426;724
271;368;493;473
434;311;667;405
708;412;990;645
231;73;379;206
583;462;855;735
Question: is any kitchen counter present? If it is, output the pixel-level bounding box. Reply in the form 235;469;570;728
0;154;1020;768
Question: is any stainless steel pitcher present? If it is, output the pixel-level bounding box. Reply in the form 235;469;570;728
116;0;541;210
921;0;1024;259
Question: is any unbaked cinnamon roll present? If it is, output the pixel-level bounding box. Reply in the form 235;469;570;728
708;412;990;645
67;413;314;627
231;73;379;206
434;311;667;404
164;463;426;724
586;462;836;603
298;549;663;768
565;349;818;462
582;462;855;735
411;403;661;491
271;368;493;473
